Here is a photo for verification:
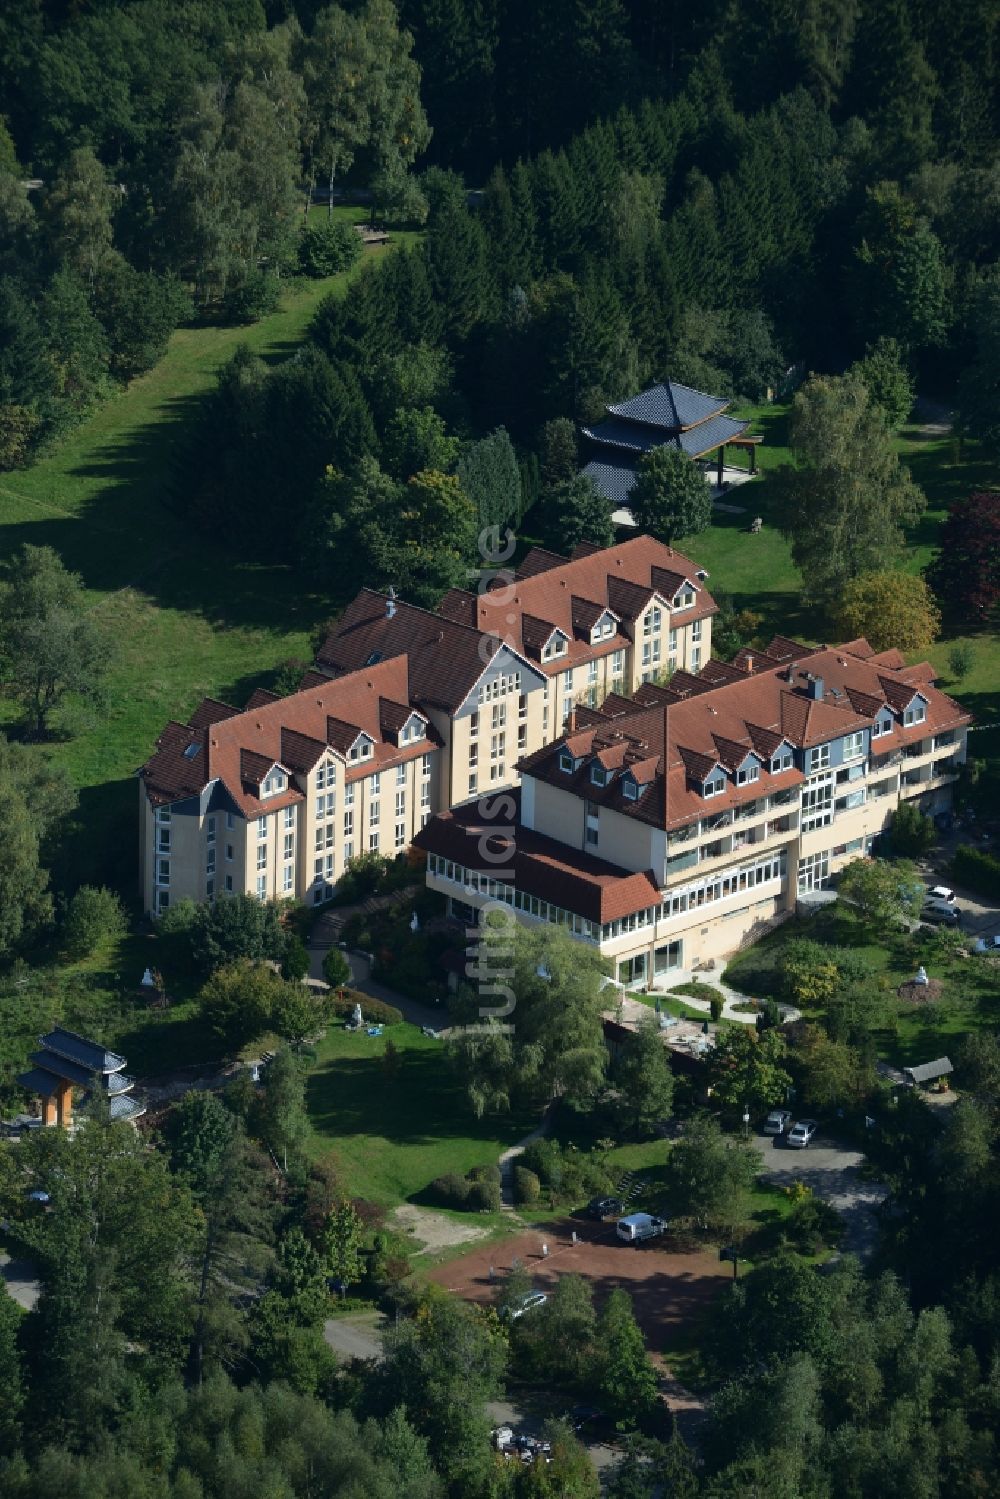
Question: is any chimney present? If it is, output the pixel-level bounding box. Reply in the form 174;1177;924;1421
566;708;577;734
386;586;397;620
746;654;754;675
806;674;824;701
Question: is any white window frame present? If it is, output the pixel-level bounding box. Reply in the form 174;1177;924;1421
806;743;830;773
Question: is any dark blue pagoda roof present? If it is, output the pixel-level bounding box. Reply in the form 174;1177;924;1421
28;1052;134;1093
581;455;640;508
38;1028;127;1076
606;381;729;431
583;412;748;460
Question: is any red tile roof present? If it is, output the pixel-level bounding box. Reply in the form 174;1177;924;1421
516;636;971;832
414;795;661;923
141;657;440;814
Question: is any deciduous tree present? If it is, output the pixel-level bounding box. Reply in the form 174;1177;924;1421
629;446;712;543
612;1015;674;1136
839;856;924;930
925;490;1000;628
832;570;940;653
540;474;616;553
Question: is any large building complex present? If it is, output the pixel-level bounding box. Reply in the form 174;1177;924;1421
414;635;970;984
139;536;714;916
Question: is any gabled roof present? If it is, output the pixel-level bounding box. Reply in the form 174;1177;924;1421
246;687;281;709
38;1028;126;1075
141;656;441;815
188;698;240;730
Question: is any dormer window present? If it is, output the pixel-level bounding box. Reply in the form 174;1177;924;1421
591;763;609;787
770;748;794;773
703;775;725;798
903;701;926;726
590;615;615;643
542;631;568;661
261;769;287;797
871;717;891;739
736;764;760;786
399;713;425;745
559;751;577;774
622;778;638;801
673;585;696;610
349;735;374;762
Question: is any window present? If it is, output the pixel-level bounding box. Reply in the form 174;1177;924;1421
157;858;170;886
797;851;830;894
344;809;354;837
673;585;695;610
622;778;637;800
806;744;830;773
421;753;431;778
736;764;760;785
315;792;333;818
562;698;572;724
257;815;267;840
612;648;624;678
842;731;865;762
518;693;527;720
771;748;794;773
871;718;891;739
157;826;171;854
225;812;234;830
643;606;662;636
344;840;354;862
225;875;233;893
261;769;286;797
349;736;373;762
316;760;336;790
283;832;294;859
396;763;406;785
585;802;599;846
587;659;598;685
591;763;608;787
703;776;724;798
469;711;479;740
400;715;423;744
691;618;702;642
225;843;233;862
468;772;478;795
155;806;172;825
395;821;406;849
344;783;355;807
257;845;267;870
491;702;506;729
591;616;615;642
206;847;216;874
315;824;332;851
542;632;568;660
490;732;505;763
904;701;926;726
691;648;701;672
395;790;405;816
801;774;834;831
479;670;522;703
156;890;170;915
369;831;380;851
256;875;267;900
370;771;381;795
284;805;295;829
282;865;294;893
469;742;479;769
518;724;527;750
369;800;380;827
421;781;430;807
206;815;216;844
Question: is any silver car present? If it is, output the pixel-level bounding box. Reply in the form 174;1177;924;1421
786;1119;818;1149
763;1109;792;1136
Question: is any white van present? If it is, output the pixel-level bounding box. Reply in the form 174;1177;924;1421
616;1212;668;1244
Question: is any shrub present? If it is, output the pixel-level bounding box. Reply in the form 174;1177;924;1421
282;935;310;981
521;1138;563;1189
948;642;975;681
953;844;1000;900
709;995;724;1023
329;988;403;1026
298;218;363;278
889;802;936;857
63;885;127;957
514;1165;541;1204
431;1172;470;1207
336;852;390;904
468;1175;501;1212
784;1193;844;1253
322;948;351;988
223;268;281;323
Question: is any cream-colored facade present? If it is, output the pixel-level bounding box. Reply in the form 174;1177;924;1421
422;722;968;987
141;745;438;918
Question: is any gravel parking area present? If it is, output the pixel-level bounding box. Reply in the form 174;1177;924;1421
427;1217;730;1350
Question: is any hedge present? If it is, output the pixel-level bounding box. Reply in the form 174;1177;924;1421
952;844;1000;901
514;1165;541;1205
330;988;403;1027
430;1163;501;1212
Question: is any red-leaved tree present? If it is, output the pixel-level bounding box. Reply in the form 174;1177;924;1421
925;491;1000;627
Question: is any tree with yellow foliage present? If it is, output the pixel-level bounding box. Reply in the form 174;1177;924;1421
833;570;940;653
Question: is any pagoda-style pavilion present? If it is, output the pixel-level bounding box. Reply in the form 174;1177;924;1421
17;1027;145;1129
580;380;762;510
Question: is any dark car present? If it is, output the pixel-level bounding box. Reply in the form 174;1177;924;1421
586;1196;624;1220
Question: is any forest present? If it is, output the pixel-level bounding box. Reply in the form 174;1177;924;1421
1;1;1000;1496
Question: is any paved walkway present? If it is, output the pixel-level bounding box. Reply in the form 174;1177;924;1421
647;971;800;1026
498;1105;553;1210
306;893;447;1032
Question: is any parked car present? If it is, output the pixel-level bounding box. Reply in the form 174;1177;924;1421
975;934;1000;954
928;885;956;903
504;1290;547;1320
786;1119;818;1149
616;1212;668;1244
763;1109;793;1136
586;1195;624;1220
922;898;961;926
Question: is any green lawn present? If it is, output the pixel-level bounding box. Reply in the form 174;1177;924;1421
0;239;399;894
304;1020;536;1207
722;905;1000;1067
